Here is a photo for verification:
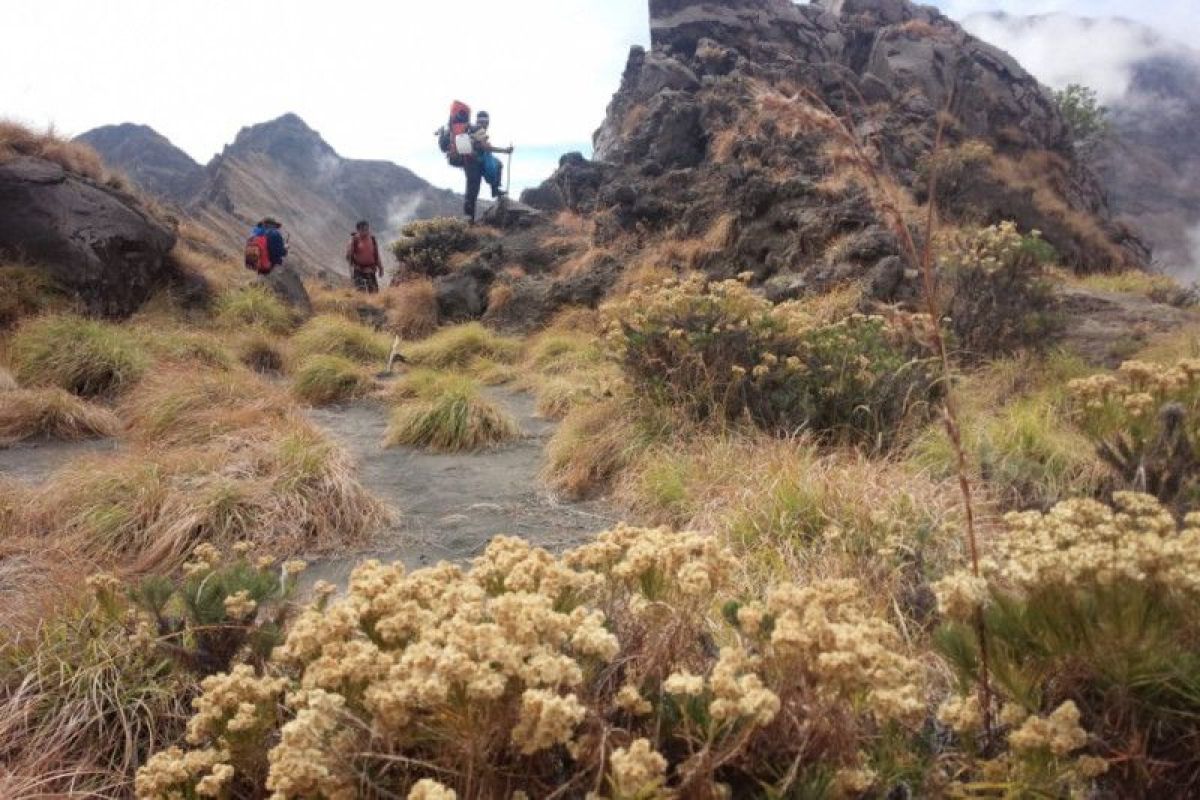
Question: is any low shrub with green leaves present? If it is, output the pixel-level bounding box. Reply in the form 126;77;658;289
604;276;938;447
385;375;520;452
290;354;372;406
934;493;1200;795
941;222;1062;361
390;217;478;276
214;285;294;334
289;314;390;365
11;313;148;397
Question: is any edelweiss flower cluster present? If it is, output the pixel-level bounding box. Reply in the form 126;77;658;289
1069;358;1200;426
141;526;926;798
766;579;925;726
609;738;668;795
1008;701;1089;757
995;493;1200;592
135;747;232;799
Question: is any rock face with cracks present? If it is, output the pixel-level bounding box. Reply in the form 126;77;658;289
0;155;177;317
521;0;1147;305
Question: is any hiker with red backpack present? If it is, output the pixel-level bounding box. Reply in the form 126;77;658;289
436;101;513;224
346;220;383;293
244;217;288;274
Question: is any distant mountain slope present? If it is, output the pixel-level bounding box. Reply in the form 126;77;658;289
76;123;205;205
79;114;461;276
963;12;1200;275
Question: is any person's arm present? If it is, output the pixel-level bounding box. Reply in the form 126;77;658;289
373;236;383;276
346;236;355;264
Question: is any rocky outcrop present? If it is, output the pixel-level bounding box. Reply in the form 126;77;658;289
0;156;177;316
76;123;206;205
530;0;1147;299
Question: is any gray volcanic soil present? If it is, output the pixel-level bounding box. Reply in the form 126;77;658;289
0;437;119;485
302;388;615;584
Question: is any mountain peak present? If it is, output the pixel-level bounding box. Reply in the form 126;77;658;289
75;122;204;204
224;113;338;168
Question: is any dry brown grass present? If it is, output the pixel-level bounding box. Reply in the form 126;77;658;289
384;279;439;340
0;388;120;447
0;120;114;186
120;367;290;448
485;282;514;315
990;152;1130;271
0;366;16;391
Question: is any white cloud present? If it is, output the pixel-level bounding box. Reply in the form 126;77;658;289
0;0;649;192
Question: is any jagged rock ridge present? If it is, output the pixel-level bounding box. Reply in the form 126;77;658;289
522;0;1147;307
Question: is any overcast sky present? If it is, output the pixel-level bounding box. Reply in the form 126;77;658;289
1;1;1195;192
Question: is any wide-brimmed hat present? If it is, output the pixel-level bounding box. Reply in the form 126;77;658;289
261;216;282;227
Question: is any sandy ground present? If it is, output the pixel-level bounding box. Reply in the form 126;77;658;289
302;388;616;584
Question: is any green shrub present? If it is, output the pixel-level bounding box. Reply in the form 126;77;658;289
0;264;61;328
11;313;148;397
390;217;478;276
385;376;520;452
934;493;1200;795
290;314;390;365
941;222;1062;361
403;322;521;369
291;355;372;406
604;276;938;448
214;285;294;334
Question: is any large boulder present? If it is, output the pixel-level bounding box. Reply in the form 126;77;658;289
0;156;177;316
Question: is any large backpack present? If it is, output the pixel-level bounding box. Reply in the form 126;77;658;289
244;233;271;274
441;100;475;167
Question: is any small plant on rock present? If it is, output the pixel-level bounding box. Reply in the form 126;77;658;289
390;217;478;277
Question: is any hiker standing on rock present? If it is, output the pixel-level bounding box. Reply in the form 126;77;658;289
346;220;383;293
437;101;513;224
472;111;511;206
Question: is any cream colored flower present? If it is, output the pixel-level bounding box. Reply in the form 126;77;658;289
610;738;668;795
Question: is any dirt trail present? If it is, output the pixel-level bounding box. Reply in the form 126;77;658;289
303;388;615;584
0;437;119;485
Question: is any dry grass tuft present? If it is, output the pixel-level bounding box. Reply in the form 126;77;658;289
291;355;373;406
121;367;291;447
214;285;295;335
290;314;391;365
385;375;520;452
0;120;116;186
403;322;521;369
544;397;668;499
11;314;148;398
0;388;121;447
0;367;17;391
385;278;440;340
0;264;64;329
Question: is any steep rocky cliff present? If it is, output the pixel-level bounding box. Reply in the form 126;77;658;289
524;0;1147;302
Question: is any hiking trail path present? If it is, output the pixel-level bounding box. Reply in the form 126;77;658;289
302;387;616;584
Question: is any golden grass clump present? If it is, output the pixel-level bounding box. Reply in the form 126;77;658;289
0;367;17;391
0;604;192;798
214;285;295;335
386;375;521;452
120;367;291;447
11;424;386;574
291;354;373;406
403;322;521;369
0;119;115;186
384;278;440;340
544;397;667;498
0;388;121;446
11;313;148;398
134;326;235;371
289;314;391;365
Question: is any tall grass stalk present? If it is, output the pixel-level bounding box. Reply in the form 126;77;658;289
804;84;996;741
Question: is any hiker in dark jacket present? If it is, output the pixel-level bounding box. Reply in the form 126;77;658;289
346;220;383;293
262;217;287;268
464;111;513;223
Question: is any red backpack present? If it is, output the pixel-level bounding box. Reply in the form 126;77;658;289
244;233;271;274
445;100;475;167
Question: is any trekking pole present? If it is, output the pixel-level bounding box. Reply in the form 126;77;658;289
505;145;513;197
